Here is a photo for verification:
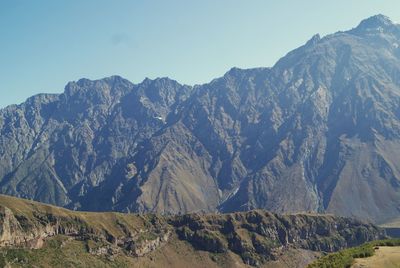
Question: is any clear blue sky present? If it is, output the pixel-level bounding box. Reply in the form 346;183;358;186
1;0;399;108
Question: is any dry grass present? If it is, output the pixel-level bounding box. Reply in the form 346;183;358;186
352;246;400;268
0;194;150;237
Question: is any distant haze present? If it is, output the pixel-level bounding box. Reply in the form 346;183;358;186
1;0;400;108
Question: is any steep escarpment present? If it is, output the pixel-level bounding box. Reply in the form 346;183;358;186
1;15;400;224
170;211;384;266
0;195;385;267
0;195;172;258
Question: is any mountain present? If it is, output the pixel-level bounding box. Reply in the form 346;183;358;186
1;15;400;224
0;194;385;267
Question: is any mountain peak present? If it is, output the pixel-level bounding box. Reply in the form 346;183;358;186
355;14;395;31
305;34;321;47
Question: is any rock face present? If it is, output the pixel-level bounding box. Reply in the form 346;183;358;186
1;15;400;223
0;195;173;258
170;210;384;266
0;195;385;267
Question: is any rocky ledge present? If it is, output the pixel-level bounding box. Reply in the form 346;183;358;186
0;195;386;267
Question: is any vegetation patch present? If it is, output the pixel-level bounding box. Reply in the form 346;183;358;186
307;238;400;268
0;236;135;268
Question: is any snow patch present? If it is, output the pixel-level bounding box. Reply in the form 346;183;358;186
232;186;240;196
155;116;165;122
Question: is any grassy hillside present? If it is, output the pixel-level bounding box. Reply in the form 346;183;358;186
307;239;400;268
352;246;400;268
0;194;153;238
0;235;324;268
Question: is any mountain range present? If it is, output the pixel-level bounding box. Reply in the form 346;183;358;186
1;14;400;224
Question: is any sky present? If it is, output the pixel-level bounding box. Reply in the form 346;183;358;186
1;0;400;108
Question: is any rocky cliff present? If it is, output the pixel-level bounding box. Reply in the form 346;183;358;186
1;15;400;224
0;195;386;267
